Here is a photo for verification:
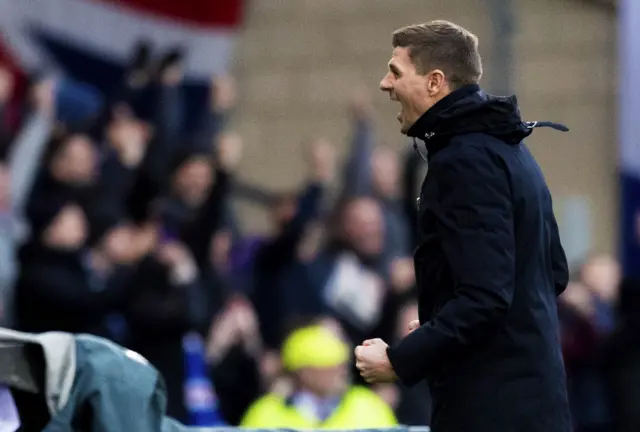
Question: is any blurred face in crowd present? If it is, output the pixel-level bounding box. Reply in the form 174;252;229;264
130;221;160;258
173;156;213;207
390;257;416;294
560;281;595;317
380;46;449;134
209;229;232;270
297;363;350;398
371;148;399;199
0;163;9;211
341;198;384;257
50;134;97;186
107;116;149;150
580;254;621;303
99;224;137;264
42;205;88;250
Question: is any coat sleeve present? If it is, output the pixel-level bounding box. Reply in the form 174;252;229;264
387;148;516;387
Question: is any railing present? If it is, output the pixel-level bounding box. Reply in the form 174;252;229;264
185;428;431;432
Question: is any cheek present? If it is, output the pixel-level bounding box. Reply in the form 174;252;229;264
405;80;429;102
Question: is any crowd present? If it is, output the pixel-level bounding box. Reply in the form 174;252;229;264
0;44;638;431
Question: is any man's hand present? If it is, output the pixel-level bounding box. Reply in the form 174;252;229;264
108;119;150;168
390;258;415;294
349;85;373;121
31;78;56;117
308;138;336;183
157;242;198;285
216;132;243;171
211;74;237;112
354;338;397;384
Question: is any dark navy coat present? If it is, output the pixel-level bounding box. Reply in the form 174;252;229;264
387;84;572;432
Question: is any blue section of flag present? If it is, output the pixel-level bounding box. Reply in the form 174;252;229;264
30;26;210;131
620;172;640;278
182;332;226;427
619;0;640;278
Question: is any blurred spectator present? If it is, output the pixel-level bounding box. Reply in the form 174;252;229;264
251;138;336;350
559;273;617;432
14;203;136;336
1;76;58;327
387;296;432;426
300;196;389;347
343;89;411;274
0;65;16;147
206;294;262;425
579;254;620;334
240;324;397;429
0;160;12;325
124;131;242;422
603;277;640;432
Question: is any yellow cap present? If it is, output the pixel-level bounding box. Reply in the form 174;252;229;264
281;325;349;371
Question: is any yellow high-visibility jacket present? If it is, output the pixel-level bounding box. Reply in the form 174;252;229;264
240;386;398;429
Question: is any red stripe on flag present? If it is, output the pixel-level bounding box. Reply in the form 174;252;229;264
0;36;27;133
91;0;243;28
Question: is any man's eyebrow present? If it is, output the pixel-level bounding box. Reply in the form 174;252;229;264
389;63;400;74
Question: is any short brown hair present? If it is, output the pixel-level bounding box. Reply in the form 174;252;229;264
392;20;483;89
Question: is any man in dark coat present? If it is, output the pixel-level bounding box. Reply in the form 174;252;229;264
354;20;572;432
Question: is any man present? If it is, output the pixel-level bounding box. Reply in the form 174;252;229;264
240;324;396;429
354;21;572;432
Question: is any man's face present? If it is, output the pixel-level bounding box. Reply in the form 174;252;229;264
370;148;399;198
101;225;136;264
43;205;88;249
51;135;98;185
298;364;349;398
380;47;445;134
580;255;621;303
342;198;383;257
173;157;213;207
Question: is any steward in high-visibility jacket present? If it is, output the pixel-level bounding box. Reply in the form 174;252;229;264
241;325;397;429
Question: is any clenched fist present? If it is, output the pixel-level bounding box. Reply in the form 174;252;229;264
354;338;397;384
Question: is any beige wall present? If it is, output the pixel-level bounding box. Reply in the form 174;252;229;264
230;0;618;255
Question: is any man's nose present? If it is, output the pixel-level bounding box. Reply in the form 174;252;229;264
380;75;391;92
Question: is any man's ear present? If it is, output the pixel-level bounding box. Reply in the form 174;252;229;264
426;69;446;96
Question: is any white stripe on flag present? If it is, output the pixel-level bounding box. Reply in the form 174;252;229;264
619;0;640;174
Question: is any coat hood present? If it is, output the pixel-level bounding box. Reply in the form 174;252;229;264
407;84;568;159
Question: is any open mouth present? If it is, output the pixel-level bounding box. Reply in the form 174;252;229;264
390;94;403;123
